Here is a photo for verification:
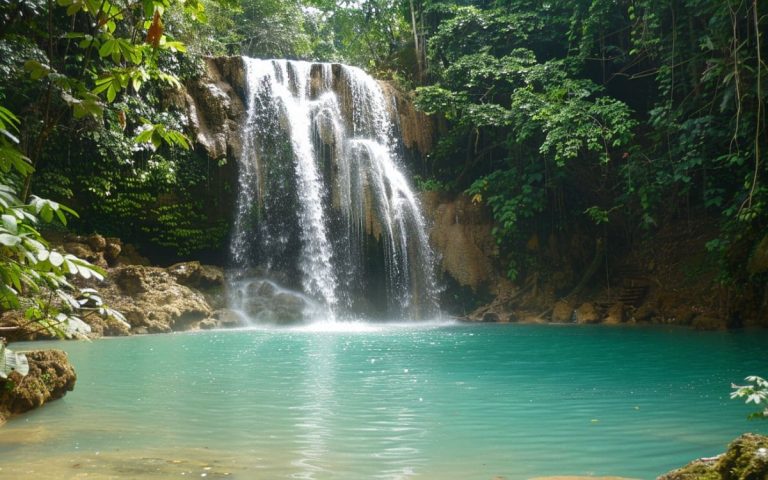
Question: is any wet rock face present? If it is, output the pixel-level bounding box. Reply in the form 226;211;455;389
423;192;499;292
658;433;768;480
179;56;248;162
0;350;76;425
378;81;434;159
748;234;768;275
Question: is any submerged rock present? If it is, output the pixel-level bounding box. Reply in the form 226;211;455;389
0;350;76;425
657;433;768;480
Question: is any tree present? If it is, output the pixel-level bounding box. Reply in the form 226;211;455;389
414;3;635;280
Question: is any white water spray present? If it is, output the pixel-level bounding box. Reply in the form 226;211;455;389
231;58;439;321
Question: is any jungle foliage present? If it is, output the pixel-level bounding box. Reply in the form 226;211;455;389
408;0;767;298
0;0;215;334
1;0;232;261
0;0;766;320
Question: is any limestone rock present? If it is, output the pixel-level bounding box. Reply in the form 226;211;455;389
379;82;434;157
0;350;76;425
657;433;768;480
425;193;498;291
574;303;600;324
61;235;143;267
232;279;309;324
631;304;658;323
604;303;625;325
748;234;768;274
168;261;225;290
86;234;107;251
115;243;150;266
99;265;214;333
104;237;122;263
211;309;246;328
182;56;247;161
198;318;219;330
551;301;574;323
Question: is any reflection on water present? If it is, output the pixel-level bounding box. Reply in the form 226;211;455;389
292;334;335;478
0;324;767;479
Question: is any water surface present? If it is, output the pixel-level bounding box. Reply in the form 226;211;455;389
1;323;766;479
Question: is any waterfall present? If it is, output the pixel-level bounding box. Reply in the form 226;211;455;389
230;58;439;322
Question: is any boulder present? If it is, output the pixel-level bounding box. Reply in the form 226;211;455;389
168;261;225;290
232;279;308;324
271;293;307;324
631;304;658;323
198;318;219;330
574;303;600;324
104;237;122;264
86;233;107;251
0;350;76;425
657;433;768;480
211;309;246;328
61;235;139;268
551;300;574;323
604;303;625;325
99;265;214;333
61;241;107;269
115;243;151;266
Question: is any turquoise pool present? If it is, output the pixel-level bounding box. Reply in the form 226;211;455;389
0;322;766;479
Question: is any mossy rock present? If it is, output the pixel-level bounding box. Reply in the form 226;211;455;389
658;433;768;480
716;433;768;479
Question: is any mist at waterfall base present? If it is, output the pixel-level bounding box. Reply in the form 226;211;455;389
229;58;439;324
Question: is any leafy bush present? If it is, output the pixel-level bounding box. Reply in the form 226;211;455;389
732;376;768;420
1;105;126;339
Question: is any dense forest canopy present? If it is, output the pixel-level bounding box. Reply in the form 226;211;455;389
0;0;766;327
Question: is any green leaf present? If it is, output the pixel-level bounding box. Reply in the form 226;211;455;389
49;251;64;267
0;233;21;247
2;214;18;234
0;106;20;131
98;39;116;58
23;60;51;80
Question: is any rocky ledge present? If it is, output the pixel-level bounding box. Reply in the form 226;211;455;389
66;234;246;336
657;433;768;480
0;234;245;340
0;350;76;425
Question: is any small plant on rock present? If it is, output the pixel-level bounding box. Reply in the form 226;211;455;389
731;376;768;420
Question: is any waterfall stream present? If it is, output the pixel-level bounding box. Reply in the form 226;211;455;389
230;58;439;322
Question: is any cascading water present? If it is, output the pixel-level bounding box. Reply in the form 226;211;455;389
230;58;439;322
